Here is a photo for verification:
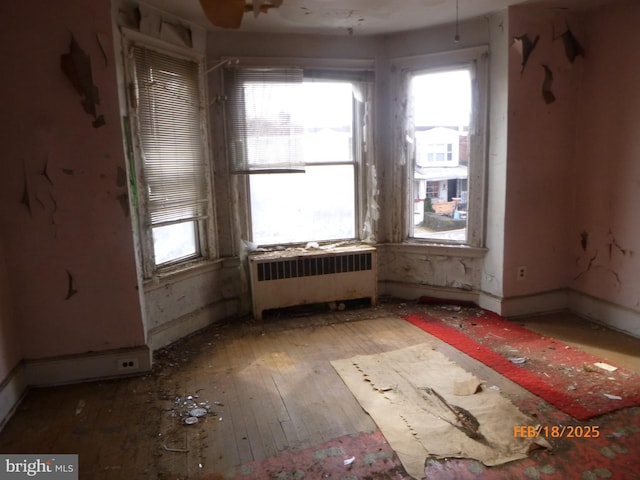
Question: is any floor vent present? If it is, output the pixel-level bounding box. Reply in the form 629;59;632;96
249;246;377;319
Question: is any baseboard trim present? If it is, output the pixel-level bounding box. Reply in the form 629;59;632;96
24;345;152;387
0;364;28;432
568;290;640;338
147;298;239;351
498;289;569;318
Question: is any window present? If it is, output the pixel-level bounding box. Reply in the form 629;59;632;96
226;67;370;246
425;143;453;162
426;181;440;198
398;48;487;246
124;34;213;275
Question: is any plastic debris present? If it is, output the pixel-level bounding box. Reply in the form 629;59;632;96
344;456;356;466
508;357;527;364
169;393;218;422
603;393;622;401
184;417;198;425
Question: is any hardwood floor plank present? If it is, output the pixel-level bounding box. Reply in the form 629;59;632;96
223;335;270;463
4;305;637;479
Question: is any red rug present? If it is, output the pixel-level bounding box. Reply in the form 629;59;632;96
401;307;640;421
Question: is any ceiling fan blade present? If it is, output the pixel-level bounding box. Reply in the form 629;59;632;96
198;0;246;29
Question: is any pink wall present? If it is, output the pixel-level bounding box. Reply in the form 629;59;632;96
0;238;21;381
570;0;640;311
0;0;145;359
502;6;582;297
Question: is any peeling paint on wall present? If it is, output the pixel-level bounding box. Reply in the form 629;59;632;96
554;24;584;64
65;270;78;300
580;231;588;251
574;229;632;287
40;159;54;186
513;33;539;73
378;247;481;293
20;161;32;215
541;64;555;104
60;35;105;128
575;251;597;280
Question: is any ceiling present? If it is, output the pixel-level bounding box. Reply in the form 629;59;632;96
143;0;609;36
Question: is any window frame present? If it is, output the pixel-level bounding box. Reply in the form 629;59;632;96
122;29;216;278
223;58;374;248
392;46;488;248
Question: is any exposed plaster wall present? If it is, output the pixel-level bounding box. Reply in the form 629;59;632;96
0;0;145;359
502;5;580;299
570;0;640;313
144;260;240;349
378;245;484;301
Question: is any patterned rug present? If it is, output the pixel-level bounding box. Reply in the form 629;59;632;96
399;305;640;421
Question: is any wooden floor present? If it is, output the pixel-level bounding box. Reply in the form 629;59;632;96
1;302;640;479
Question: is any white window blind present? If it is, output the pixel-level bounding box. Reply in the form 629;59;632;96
225;68;306;174
132;46;209;228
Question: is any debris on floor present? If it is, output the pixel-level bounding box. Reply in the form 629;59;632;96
168;393;219;424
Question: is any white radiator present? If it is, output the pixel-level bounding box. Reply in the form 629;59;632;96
249;246;377;320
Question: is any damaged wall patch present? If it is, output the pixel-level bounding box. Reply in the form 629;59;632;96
60;35;105;128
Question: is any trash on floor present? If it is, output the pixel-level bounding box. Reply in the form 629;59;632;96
603;393;623;401
168;393;221;424
508;357;527;364
594;362;618;372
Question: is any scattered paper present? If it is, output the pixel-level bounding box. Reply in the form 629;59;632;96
344;456;355;466
603;393;622;401
453;378;482;396
594;362;617;372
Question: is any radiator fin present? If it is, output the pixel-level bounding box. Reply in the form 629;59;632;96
257;252;373;282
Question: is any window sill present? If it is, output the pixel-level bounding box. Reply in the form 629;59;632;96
143;257;240;292
378;242;487;258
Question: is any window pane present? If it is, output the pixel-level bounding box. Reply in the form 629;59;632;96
250;165;355;245
152;222;198;265
245;80;357;246
301;83;353;164
411;69;471;242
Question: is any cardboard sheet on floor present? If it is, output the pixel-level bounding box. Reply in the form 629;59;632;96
331;343;547;479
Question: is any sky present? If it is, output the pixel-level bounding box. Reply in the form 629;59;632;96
411;69;471;127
